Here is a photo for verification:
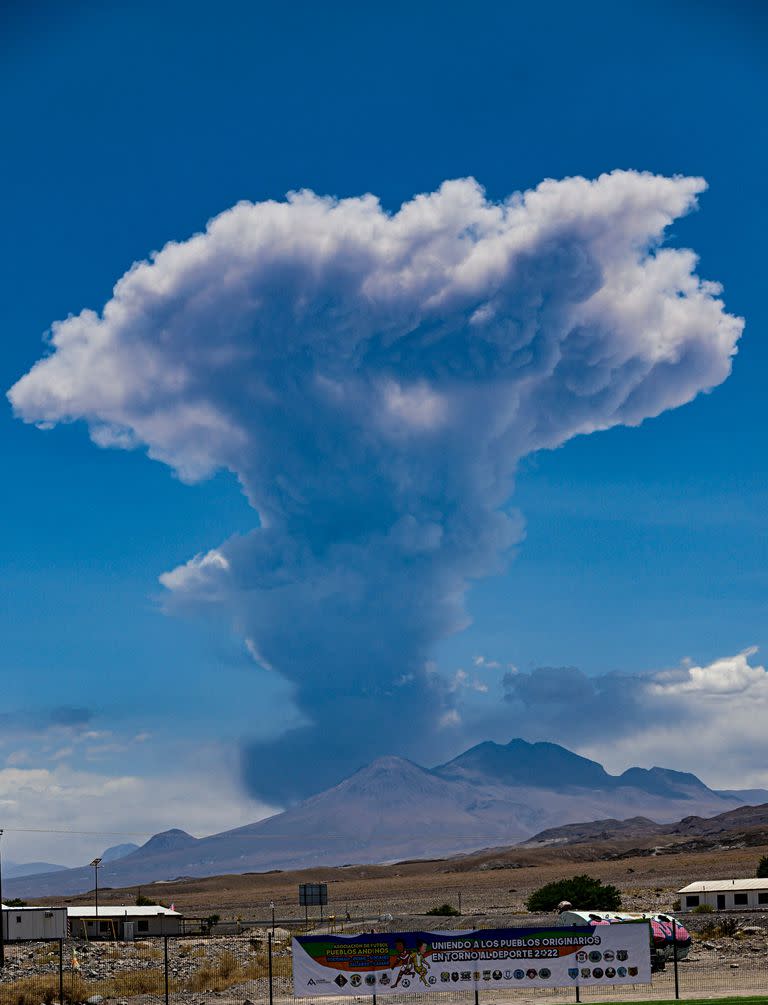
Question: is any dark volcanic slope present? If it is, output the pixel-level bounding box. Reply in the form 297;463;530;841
435;740;728;802
8;739;751;899
525;801;768;846
520;816;668;846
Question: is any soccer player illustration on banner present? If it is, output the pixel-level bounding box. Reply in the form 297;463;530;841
392;939;432;987
392;941;414;987
411;942;432;986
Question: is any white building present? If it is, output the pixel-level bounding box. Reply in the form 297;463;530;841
677;879;768;912
67;904;182;939
1;904;68;940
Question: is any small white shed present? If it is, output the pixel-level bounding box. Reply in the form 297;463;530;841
67;905;183;939
1;905;68;940
678;879;768;912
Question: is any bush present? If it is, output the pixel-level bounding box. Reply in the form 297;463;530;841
425;903;461;916
692;903;714;913
699;917;740;939
757;855;768;878
525;874;622;912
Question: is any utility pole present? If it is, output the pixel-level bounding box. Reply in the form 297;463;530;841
90;858;102;933
0;828;5;968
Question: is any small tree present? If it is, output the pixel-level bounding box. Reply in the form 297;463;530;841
425;903;461;916
756;855;768;879
525;874;621;912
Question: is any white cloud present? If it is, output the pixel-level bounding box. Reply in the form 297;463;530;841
448;668;489;693
504;648;768;790
0;760;278;866
651;647;766;696
594;649;768;788
9;172;743;800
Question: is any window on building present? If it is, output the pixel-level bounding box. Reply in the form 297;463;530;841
759;893;768;905
16;916;22;923
685;895;700;908
44;912;53;918
100;921;111;934
137;919;149;933
733;893;749;906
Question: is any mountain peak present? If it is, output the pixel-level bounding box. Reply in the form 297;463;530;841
139;829;197;854
617;765;711;799
101;843;140;864
435;737;611;790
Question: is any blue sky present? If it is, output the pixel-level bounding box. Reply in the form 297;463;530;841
1;0;767;863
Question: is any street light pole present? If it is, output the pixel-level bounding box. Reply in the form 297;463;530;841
90;858;102;933
270;900;275;935
0;828;5;968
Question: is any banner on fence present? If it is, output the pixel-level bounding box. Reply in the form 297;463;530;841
292;924;651;996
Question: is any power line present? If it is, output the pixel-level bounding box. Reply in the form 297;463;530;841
0;825;527;842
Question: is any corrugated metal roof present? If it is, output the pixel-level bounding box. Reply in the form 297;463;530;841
678;879;768;893
66;905;180;917
1;905;66;912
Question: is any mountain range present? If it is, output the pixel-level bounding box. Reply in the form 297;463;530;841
7;738;767;898
4;842;140;882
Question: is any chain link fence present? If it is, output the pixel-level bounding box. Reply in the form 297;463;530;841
1;924;766;1005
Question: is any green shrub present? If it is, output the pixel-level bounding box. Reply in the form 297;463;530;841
756;855;768;878
425;903;461;916
525;874;621;912
692;903;714;913
699;917;740;939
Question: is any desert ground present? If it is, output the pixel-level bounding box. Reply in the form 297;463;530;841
3;836;763;1004
37;834;768;923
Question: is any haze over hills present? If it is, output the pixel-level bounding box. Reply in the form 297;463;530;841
7;738;761;899
4;860;68;880
6;842;141;883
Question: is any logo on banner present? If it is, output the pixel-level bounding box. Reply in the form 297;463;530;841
293;923;650;996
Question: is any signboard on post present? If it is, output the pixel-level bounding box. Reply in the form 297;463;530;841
292;924;651;996
299;884;328;906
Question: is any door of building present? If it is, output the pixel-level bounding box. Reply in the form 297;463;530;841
717;895;726;910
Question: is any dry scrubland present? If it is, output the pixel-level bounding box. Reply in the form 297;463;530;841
8;838;764;1004
42;837;768;920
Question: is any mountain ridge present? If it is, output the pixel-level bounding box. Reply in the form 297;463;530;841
6;738;751;898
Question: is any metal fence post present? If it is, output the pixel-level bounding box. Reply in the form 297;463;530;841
164;935;170;1005
575;983;580;1002
474;987;479;1005
672;918;680;1000
268;930;274;1005
59;937;64;1004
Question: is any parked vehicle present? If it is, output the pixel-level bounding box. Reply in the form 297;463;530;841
558;909;691;972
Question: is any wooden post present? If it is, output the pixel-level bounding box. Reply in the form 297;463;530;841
164;936;170;1005
59;938;64;1004
268;930;274;1005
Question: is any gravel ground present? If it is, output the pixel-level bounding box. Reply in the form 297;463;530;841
2;914;768;1005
